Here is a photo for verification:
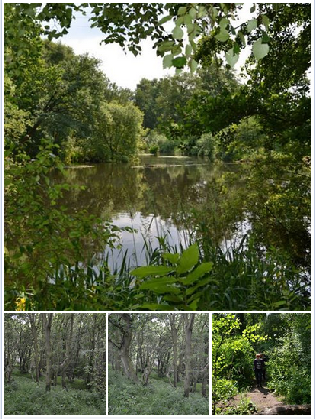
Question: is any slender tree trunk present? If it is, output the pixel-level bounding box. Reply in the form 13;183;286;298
42;314;53;392
202;334;209;398
28;314;40;384
170;314;179;388
184;314;195;398
61;314;74;390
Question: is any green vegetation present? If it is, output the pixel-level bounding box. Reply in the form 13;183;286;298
4;373;106;415
108;367;209;415
212;313;311;414
4;314;106;415
108;314;209;415
4;4;311;311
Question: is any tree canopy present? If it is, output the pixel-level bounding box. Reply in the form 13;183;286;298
212;313;311;415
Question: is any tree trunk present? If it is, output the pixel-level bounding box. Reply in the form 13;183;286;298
28;314;40;384
61;314;74;390
184;314;195;398
170;314;179;388
42;314;53;392
202;334;209;398
119;314;138;383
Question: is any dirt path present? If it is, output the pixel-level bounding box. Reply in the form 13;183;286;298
228;384;285;414
243;386;284;412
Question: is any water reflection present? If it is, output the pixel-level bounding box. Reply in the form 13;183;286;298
54;155;309;274
55;155;239;267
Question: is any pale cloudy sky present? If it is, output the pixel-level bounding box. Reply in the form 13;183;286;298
59;5;253;90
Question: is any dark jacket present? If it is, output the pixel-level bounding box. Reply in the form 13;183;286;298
254;358;265;372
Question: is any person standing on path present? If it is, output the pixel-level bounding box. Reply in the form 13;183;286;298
254;354;265;387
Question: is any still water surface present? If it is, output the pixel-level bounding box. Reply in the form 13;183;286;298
57;155;242;268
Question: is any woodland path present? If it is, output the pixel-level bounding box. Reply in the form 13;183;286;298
244;386;284;412
229;384;285;414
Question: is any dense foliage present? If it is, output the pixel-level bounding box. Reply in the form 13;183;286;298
212;313;311;414
4;3;311;311
108;314;209;414
4;314;106;415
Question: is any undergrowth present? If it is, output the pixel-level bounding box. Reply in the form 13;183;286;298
108;368;209;415
4;373;105;415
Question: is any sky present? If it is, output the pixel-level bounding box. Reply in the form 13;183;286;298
59;5;253;90
60;12;174;90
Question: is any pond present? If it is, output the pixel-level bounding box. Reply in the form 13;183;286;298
55;154;310;276
56;155;244;269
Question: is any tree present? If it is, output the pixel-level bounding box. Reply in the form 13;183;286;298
108;313;209;415
244;3;311;158
169;314;181;387
28;314;41;384
109;314;138;383
183;314;195;397
42;314;53;392
87;102;144;162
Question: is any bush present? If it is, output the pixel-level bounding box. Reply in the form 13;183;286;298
196;132;215;160
146;129;176;154
149;144;159;155
214;117;264;162
267;335;311;404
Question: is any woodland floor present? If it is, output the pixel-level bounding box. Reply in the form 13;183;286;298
4;371;106;415
108;369;209;415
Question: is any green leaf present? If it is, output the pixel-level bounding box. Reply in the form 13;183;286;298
159;15;173;25
173;56;186;68
253;38;270;60
163;54;174;69
139;276;178;288
238;31;246;46
189;299;199;310
173;25;184;40
176;16;184;26
158;41;174;53
189;7;197;19
162;253;180;264
176;244;199;274
187;290;204;304
184;14;192;26
262;14;270;30
197;6;207;18
262;32;270;43
247;19;257;33
219;18;229;29
185;44;192;57
131;266;173;278
225;48;239;67
178;6;187;16
250;5;256;13
186;277;214;296
142;285;180;294
163;294;183;303
215;29;229;43
189;58;198;73
180;262;213;285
